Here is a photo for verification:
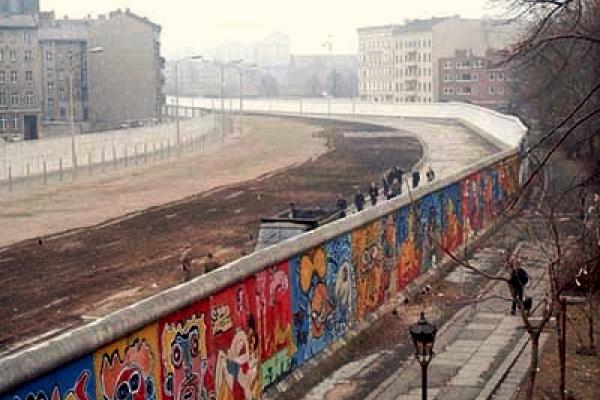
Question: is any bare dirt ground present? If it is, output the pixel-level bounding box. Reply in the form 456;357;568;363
0;115;423;351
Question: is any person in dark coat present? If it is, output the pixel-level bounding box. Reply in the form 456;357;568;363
180;244;193;282
382;175;389;200
336;193;348;218
412;170;421;189
368;181;379;206
395;166;404;186
354;190;365;212
426;166;436;182
508;261;529;315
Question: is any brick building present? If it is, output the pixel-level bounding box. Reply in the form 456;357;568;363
438;49;511;111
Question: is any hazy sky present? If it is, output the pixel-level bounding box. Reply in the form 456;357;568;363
43;0;498;57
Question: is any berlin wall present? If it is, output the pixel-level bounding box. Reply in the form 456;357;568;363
0;101;527;400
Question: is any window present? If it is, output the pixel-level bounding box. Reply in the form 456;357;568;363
47;97;54;109
12;115;18;130
444;74;453;82
26;92;34;105
46;50;53;60
444;86;454;95
10;50;16;62
472;73;479;81
498;86;505;95
444;60;452;69
498;72;505;81
0;50;4;61
0;115;5;130
23;32;31;44
489;72;496;81
0;71;4;83
10;71;17;82
48;81;55;91
25;71;32;82
489;86;496;95
11;93;18;105
0;91;6;106
24;50;32;61
60;107;67;119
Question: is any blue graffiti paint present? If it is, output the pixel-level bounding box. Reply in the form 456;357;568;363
3;356;95;400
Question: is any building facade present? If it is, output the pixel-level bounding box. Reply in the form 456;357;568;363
0;6;164;139
88;9;165;130
0;14;42;139
438;49;511;110
357;16;521;103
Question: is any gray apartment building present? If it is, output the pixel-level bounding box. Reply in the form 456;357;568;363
0;13;42;139
0;3;164;140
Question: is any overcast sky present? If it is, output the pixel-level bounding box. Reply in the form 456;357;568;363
43;0;499;57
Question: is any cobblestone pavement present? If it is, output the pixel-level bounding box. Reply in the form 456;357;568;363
300;214;552;400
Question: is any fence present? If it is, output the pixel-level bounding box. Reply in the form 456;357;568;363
0;112;233;193
0;101;527;399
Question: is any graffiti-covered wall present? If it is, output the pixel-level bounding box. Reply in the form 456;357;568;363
1;155;520;400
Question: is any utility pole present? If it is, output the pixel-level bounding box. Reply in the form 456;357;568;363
220;62;225;143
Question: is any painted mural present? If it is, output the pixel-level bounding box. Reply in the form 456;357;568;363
208;282;260;400
94;325;161;400
396;205;422;291
4;357;95;400
352;221;387;321
1;155;521;400
290;233;354;365
255;262;295;389
159;301;210;400
439;183;463;255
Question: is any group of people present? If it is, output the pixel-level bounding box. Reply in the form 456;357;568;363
335;165;437;216
180;245;221;283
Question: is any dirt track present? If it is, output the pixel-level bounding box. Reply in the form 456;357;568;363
0;116;423;351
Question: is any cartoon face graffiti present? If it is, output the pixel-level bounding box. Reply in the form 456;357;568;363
310;282;333;338
161;315;208;400
101;342;155;400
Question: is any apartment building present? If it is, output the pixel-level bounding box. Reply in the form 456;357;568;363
0;14;42;139
357;16;521;103
0;6;164;139
438;49;511;110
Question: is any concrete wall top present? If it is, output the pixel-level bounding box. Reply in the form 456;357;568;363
174;97;527;149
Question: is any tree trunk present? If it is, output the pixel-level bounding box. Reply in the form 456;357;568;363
527;333;541;400
588;293;595;350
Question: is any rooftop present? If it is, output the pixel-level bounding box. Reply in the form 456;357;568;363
0;13;36;28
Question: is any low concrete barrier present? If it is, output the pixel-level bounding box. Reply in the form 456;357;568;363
0;103;526;400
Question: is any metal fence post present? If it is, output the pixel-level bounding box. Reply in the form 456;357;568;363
8;165;12;191
59;157;63;181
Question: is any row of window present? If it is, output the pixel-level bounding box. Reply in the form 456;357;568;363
0;49;33;62
361;38;432;50
0;70;34;83
0;31;33;44
443;60;486;70
0;91;36;107
0;115;22;130
362;67;434;79
443;72;505;82
360;52;432;67
362;81;433;92
443;85;505;96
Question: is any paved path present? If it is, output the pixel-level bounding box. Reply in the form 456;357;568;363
300;214;551;400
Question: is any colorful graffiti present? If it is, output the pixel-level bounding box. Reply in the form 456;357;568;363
352;221;385;321
208;282;260;400
396;205;422;291
4;357;95;400
159;303;210;400
255;262;295;388
2;155;521;400
290;233;354;364
94;325;161;400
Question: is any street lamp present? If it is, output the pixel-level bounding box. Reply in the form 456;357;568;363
409;312;437;400
70;46;103;180
174;55;203;155
229;60;257;134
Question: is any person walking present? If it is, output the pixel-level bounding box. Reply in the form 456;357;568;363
508;260;529;315
180;244;193;283
369;181;379;206
396;166;404;187
354;189;366;212
336;193;348;218
412;170;421;189
390;178;402;198
426;166;436;183
382;176;389;201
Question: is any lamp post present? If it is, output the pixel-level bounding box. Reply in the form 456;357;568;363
409;312;437;400
70;46;103;180
174;55;203;155
229;60;256;134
